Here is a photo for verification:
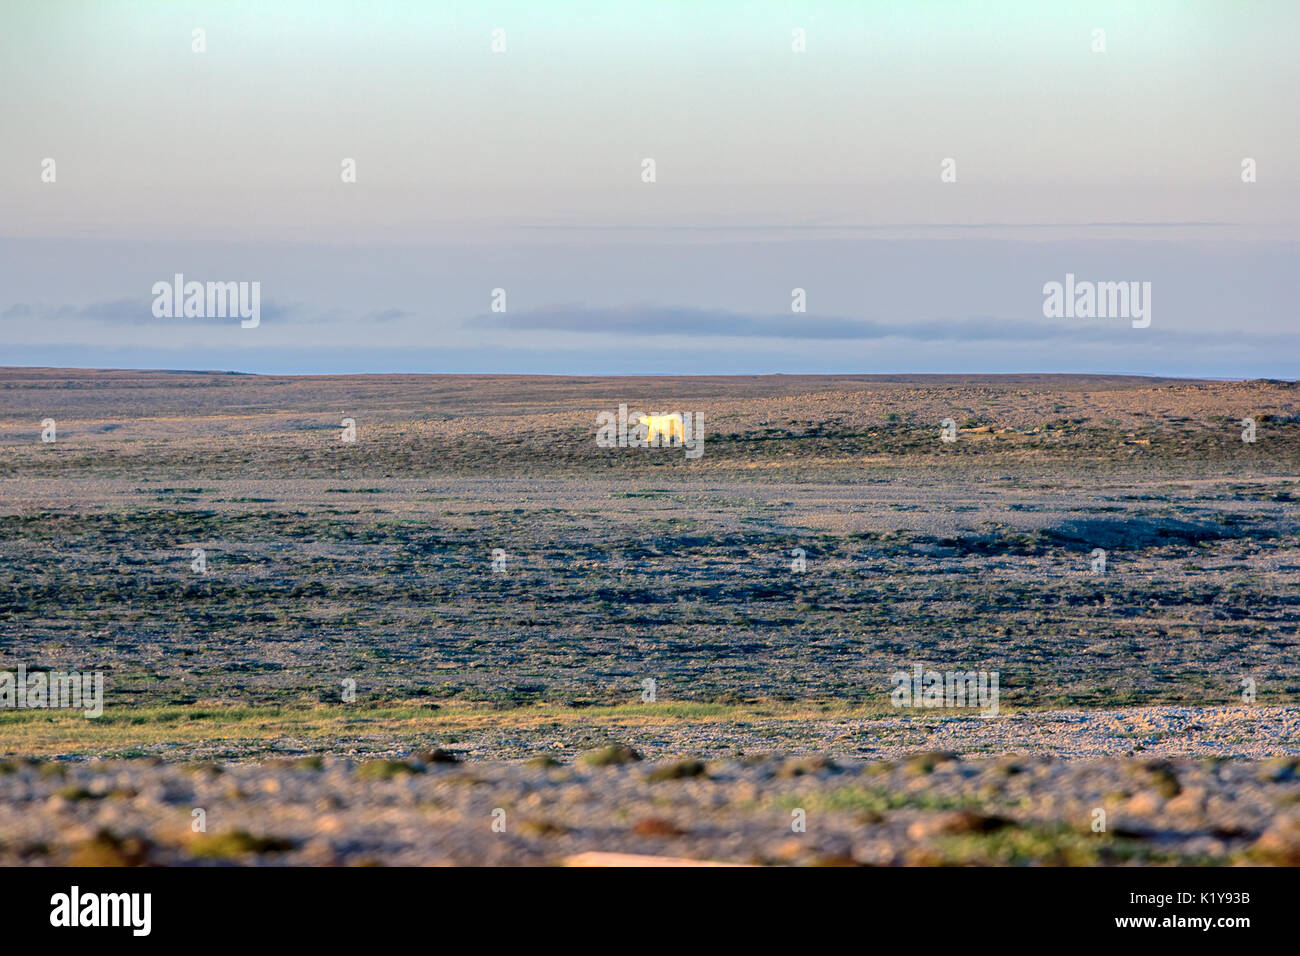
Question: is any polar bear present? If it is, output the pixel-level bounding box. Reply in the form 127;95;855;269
637;413;685;445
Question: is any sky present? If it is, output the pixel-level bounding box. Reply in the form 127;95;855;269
1;1;1296;377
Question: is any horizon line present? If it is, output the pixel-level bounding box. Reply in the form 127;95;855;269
1;365;1290;385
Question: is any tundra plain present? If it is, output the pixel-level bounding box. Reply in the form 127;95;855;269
0;368;1297;865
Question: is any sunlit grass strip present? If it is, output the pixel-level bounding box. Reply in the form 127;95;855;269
0;697;1004;757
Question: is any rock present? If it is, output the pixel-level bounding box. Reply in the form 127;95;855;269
580;744;642;766
907;811;1011;840
646;759;707;782
1250;815;1300;865
778;755;838;778
414;748;460;765
1142;761;1182;798
1260;757;1299;783
1165;786;1207;817
904;751;960;776
68;829;152;867
632;817;685;837
1124;789;1165;818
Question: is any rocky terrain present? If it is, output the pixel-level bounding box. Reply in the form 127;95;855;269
3;744;1298;866
0;369;1296;864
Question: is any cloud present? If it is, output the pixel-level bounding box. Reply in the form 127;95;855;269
0;304;34;320
480;305;1135;343
0;299;406;327
479;305;1300;353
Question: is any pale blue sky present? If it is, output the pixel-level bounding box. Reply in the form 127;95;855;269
1;1;1295;376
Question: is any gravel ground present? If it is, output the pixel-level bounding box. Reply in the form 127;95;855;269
3;744;1298;866
353;704;1300;762
2;705;1297;866
2;371;1296;865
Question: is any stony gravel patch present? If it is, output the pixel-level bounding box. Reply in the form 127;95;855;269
266;705;1300;764
3;747;1298;866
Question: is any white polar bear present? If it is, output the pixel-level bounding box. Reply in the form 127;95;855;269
637;413;685;445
